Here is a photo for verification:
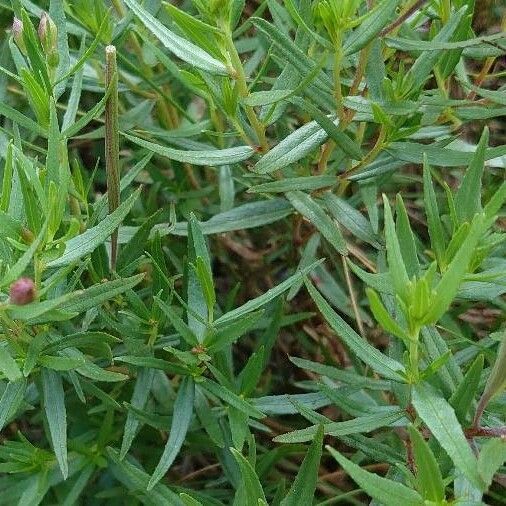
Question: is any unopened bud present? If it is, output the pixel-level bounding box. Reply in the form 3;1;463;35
9;277;36;305
38;12;59;67
12;17;26;54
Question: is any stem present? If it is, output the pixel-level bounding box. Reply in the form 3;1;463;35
380;0;429;37
344;126;387;177
409;340;420;382
105;45;120;271
333;47;344;122
223;29;269;152
341;255;365;338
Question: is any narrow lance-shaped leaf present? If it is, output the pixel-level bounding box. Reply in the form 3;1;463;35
280;425;323;506
478;439;506;490
422;213;485;324
449;354;484;424
254;121;330;174
123;0;229;75
287;191;347;255
148;376;194;490
120;368;155;459
105;45;120;270
0;220;47;288
123;133;254;166
230;448;267;506
41;368;68;479
423;159;446;266
343;0;400;56
274;410;405;443
383;194;410;302
475;333;506;426
215;260;323;325
408;425;444;503
306;280;406;382
395;194;419;278
0;378;26;431
47;189;140;268
0;345;22;382
327;446;424;506
412;382;483;489
455;127;488;223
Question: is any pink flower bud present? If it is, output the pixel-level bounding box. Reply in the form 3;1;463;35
12;17;26;54
9;278;36;305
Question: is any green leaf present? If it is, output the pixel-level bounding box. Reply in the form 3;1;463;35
243;89;294;107
287;191;347;255
422;213;486;324
41;368;68;479
206;311;263;353
148;376;194;490
8;274;145;323
449;354;484;424
412;382;483;489
180;493;204;506
343;0;400;56
62;82;113;138
215;260;322;325
120;368;155;459
248;176;336;194
124;0;228;75
106;447;184;504
289;98;363;159
327;446;424;506
408;425;444;502
49;0;70;100
194;256;215;322
254;121;330;174
395;194;419;278
280;425;323;506
251;17;333;96
155;297;199;347
382;194;410;302
290;356;391;390
0;344;22;382
406;7;466;88
120;199;293;240
323;192;380;248
1;220;47;288
194;386;224;448
187;214;210;341
54;15;111;87
163;2;222;60
0;100;46;137
455;127;488;223
274;410;405;443
47;189;140;268
478;438;506;490
306;280;406;381
366;288;409;342
123;133;254;166
200;378;264;419
423;160;446;266
478;333;506;412
0;378;26;431
114;356;187;376
230;448;267;506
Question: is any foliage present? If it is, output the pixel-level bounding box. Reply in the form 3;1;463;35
0;0;505;504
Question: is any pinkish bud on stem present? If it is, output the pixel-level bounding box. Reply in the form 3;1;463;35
9;277;36;305
12;17;26;54
38;12;59;68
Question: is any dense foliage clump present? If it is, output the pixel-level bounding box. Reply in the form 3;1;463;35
0;0;505;504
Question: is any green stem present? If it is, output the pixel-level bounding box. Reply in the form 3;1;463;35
105;45;120;271
222;28;269;152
